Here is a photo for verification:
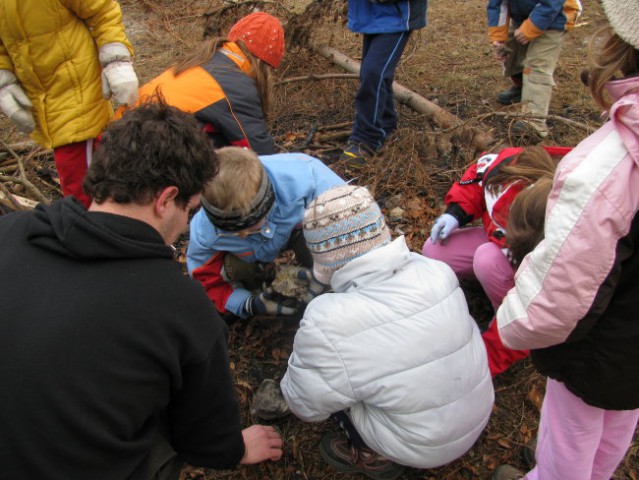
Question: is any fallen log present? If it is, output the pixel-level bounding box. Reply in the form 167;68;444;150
308;42;494;151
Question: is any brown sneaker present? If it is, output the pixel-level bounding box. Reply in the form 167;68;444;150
491;464;525;480
319;432;404;480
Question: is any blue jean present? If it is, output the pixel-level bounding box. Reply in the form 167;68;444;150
350;31;411;150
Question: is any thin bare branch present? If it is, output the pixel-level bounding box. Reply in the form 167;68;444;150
276;73;359;85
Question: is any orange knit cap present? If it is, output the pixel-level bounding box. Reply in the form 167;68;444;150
228;12;285;69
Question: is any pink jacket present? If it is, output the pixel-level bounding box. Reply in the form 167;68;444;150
496;75;639;409
498;76;639;349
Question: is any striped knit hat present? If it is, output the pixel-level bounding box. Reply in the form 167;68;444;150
303;185;391;285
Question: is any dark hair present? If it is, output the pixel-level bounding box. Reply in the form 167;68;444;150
506;177;553;267
84;101;218;207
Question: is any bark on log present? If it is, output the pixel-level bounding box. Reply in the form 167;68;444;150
309;43;493;151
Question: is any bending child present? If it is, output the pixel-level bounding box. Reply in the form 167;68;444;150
121;12;283;154
423;145;569;310
187;147;344;320
482;177;554;377
281;185;494;480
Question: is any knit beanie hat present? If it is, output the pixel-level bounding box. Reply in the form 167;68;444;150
228;12;285;69
303;185;391;285
601;0;639;50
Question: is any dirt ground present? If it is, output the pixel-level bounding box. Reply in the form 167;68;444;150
1;0;637;478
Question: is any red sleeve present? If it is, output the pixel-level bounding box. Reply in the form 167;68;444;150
444;162;486;221
191;252;234;314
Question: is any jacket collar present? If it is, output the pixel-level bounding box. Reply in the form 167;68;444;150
220;41;254;76
607;75;639;165
330;237;411;292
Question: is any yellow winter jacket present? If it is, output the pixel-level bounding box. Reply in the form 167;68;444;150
0;0;133;148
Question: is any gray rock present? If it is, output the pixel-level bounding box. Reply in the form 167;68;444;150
251;379;291;420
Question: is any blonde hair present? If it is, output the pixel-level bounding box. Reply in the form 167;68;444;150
203;147;264;214
588;26;639;110
173;38;275;121
485;146;557;195
506;177;553;267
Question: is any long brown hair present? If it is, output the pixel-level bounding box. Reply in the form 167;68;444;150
506;176;553;267
484;146;557;195
172;38;275;121
588;26;639;110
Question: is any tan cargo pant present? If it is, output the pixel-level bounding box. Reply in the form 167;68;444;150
504;29;565;134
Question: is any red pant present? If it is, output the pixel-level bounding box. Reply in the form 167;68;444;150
53;140;93;208
482;317;530;377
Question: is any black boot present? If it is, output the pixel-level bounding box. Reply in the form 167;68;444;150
497;85;522;105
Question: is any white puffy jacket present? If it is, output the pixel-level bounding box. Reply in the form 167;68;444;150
281;237;494;468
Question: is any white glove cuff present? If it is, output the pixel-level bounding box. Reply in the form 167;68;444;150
99;42;132;66
0;70;18;90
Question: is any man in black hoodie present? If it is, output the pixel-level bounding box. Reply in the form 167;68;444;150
0;102;282;479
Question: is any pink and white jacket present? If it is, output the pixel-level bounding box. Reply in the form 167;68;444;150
497;75;639;410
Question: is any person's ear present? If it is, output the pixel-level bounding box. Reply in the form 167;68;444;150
154;186;179;217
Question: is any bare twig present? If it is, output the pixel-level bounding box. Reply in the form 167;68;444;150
276;73;359;85
316;129;351;143
0;182;25;211
0;139;50;205
491;111;597;132
318;121;352;131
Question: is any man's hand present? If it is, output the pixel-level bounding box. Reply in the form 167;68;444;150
0;70;35;134
245;287;301;317
240;425;283;464
514;28;530;45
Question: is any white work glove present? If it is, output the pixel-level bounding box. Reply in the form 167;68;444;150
430;213;459;244
0;70;35;134
99;42;139;106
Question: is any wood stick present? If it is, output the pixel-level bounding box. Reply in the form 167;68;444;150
0;182;27;211
0;140;50;205
277;73;359;85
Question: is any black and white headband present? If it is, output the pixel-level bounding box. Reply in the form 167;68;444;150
200;173;275;232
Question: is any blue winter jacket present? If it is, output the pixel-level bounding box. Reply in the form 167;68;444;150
348;0;428;34
187;153;344;318
487;0;582;42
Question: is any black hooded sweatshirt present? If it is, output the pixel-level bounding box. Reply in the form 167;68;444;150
0;198;245;479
